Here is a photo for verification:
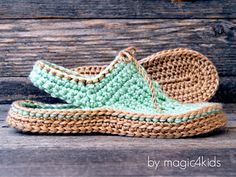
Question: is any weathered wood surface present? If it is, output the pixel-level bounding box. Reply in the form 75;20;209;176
0;104;236;177
0;19;235;77
0;0;235;176
1;76;236;104
0;0;235;19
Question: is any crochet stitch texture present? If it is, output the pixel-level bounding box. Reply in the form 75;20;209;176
74;48;219;103
7;47;227;138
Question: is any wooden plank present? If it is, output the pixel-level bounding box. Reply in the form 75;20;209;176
0;19;235;77
0;104;10;121
0;76;236;104
223;104;236;114
0;104;236;176
211;76;236;103
0;77;63;104
0;0;235;19
0;146;235;177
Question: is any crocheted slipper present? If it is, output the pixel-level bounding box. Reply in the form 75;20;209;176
7;47;227;138
74;48;219;103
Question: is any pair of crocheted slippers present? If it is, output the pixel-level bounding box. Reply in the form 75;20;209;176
7;47;227;138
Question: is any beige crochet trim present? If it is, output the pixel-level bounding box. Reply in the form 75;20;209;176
36;47;139;84
12;101;222;120
74;48;219;103
7;112;227;138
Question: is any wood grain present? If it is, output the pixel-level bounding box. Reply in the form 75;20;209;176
0;1;235;176
0;77;63;104
0;0;235;19
0;19;235;77
0;146;235;176
211;76;236;103
0;104;236;177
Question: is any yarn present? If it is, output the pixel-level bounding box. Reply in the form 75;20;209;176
7;47;227;138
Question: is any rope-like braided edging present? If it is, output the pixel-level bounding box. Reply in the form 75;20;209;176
7;111;227;138
117;47;160;112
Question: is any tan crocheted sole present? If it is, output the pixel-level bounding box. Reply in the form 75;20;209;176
75;48;219;103
7;112;227;138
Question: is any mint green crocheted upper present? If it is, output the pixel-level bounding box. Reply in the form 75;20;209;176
29;59;217;115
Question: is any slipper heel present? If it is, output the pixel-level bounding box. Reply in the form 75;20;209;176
141;48;219;103
74;48;219;103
